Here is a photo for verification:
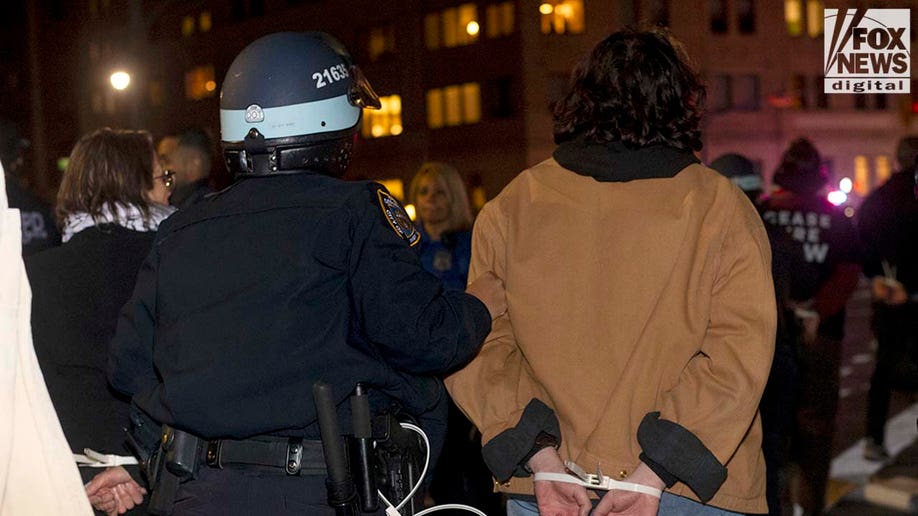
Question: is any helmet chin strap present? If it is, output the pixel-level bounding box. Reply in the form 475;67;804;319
232;128;353;179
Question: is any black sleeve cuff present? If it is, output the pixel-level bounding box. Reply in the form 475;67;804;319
636;411;727;503
481;398;561;482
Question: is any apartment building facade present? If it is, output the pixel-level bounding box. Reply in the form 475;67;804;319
35;0;918;207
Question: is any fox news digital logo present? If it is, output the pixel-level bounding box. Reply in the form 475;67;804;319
824;8;910;94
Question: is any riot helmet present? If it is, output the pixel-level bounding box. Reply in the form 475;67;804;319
709;153;763;201
220;32;380;178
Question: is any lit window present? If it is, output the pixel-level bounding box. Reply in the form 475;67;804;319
199;11;212;32
185;65;216;100
182;15;195;37
540;0;584;34
854;155;869;195
486;2;515;38
368;24;396;61
785;0;803;36
425;13;440;49
444;85;462;126
875;156;891;185
427;83;482;128
427;90;444;128
442;8;458;47
361;94;402;138
458;4;480;44
806;0;823;38
377;179;405;201
461;83;481;123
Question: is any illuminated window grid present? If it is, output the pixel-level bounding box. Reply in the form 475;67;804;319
182;15;195;37
785;0;803;37
540;1;585;35
853;155;869;196
427;83;482;129
806;0;824;38
486;2;515;38
368;25;396;61
426;4;479;49
875;156;891;186
184;65;217;101
362;95;403;138
199;11;212;32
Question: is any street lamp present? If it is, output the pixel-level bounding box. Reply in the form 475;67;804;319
110;70;131;91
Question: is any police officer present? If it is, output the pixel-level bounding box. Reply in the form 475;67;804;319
1;118;61;256
98;32;505;515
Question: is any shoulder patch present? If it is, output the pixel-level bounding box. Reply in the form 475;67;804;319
377;189;420;247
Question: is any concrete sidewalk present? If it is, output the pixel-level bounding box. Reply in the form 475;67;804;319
827;403;918;515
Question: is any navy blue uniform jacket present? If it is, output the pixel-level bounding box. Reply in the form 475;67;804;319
108;171;491;441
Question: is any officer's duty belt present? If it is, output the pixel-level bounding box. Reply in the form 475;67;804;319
204;435;326;476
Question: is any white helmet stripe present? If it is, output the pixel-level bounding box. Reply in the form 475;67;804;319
220;94;359;143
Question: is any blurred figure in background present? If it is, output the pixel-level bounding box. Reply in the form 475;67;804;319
857;136;918;462
26;127;176;514
409;161;502;514
710;153;800;516
758;138;860;516
1;118;60;256
158;128;214;209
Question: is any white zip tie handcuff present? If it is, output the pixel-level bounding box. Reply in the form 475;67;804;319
533;460;662;498
74;448;139;468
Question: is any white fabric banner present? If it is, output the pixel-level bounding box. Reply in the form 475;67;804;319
0;163;92;514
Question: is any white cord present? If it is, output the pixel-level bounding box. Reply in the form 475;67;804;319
379;422;487;516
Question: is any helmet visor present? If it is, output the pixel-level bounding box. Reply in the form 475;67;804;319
348;66;381;110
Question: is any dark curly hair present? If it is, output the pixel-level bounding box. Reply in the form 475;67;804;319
552;27;705;151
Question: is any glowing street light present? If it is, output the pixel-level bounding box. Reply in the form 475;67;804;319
539;3;554;14
466;21;480;36
110;71;131;91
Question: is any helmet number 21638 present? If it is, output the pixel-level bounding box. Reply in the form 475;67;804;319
312;64;349;89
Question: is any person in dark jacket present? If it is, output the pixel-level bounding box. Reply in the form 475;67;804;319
26;127;175;514
858;136;918;461
159;128;215;210
759;138;861;516
92;32;504;516
1;118;61;256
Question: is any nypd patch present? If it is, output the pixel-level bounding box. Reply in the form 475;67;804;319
377;189;420;247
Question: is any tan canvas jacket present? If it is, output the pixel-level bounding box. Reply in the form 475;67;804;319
446;158;776;514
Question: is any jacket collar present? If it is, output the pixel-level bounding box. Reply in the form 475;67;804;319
552;137;699;182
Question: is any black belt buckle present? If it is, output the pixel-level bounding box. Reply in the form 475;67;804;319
205;440;222;468
285;438;303;475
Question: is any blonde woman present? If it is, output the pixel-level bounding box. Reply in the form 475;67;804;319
408;162;473;291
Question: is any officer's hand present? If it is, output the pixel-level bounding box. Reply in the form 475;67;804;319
85;466;146;515
466;271;507;319
529;447;592;516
